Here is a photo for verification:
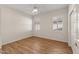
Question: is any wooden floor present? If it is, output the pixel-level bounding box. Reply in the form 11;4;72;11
2;36;73;54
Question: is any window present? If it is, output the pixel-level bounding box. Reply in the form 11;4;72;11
34;17;40;31
52;16;63;31
35;23;40;31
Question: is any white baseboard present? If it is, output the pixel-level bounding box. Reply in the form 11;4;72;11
33;35;67;43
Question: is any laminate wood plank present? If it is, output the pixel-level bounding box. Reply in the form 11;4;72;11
2;36;73;54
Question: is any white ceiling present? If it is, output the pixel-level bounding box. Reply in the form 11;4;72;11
5;4;68;15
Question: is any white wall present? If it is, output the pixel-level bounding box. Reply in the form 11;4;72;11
1;6;32;45
0;6;2;48
1;6;68;45
33;7;68;42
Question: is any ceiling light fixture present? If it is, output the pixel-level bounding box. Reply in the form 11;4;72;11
32;6;38;14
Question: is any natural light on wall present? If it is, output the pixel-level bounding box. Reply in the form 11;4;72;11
22;17;32;32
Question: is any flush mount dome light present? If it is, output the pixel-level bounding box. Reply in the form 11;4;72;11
32;6;38;14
